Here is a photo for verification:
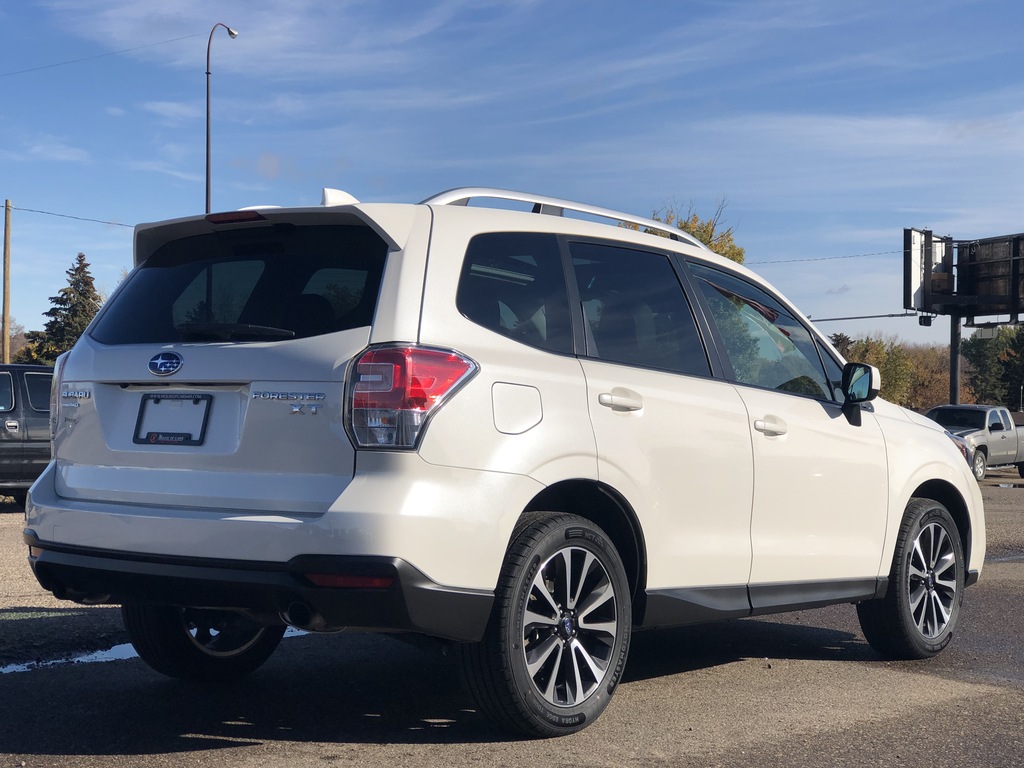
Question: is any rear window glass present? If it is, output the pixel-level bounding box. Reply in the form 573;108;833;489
0;373;12;412
24;373;52;412
927;409;985;430
90;224;387;344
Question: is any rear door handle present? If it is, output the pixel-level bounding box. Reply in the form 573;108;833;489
598;390;643;412
753;416;787;437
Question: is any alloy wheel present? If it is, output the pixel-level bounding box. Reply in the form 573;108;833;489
521;546;619;707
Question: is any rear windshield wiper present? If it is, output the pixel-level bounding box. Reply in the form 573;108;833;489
176;323;297;341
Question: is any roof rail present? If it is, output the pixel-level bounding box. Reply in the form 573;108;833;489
420;187;709;250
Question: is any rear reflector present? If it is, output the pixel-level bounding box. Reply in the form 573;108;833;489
346;345;477;449
304;574;395;589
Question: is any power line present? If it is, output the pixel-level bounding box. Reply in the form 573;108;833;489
747;250;900;266
811;311;918;322
0;33;203;78
11;206;132;228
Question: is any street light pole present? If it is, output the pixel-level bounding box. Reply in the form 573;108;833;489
206;22;238;214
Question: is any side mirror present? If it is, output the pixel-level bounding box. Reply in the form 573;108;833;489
989;422;1004;433
841;362;881;426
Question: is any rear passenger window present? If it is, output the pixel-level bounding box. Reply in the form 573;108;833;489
456;233;572;354
691;263;830;399
570;242;709;376
0;373;12;412
24;373;52;412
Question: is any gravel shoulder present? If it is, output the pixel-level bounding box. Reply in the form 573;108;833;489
0;496;126;667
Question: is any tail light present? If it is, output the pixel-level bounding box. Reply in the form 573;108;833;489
346;344;477;449
49;352;69;449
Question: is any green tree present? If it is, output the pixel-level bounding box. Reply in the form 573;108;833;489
828;332;853;359
7;318;26;360
962;327;1016;405
997;328;1024;411
903;343;974;410
623;199;745;263
15;253;101;365
845;335;915;406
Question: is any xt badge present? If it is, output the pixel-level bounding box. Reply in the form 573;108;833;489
290;403;321;415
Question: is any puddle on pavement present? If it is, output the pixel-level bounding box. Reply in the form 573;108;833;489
0;627;306;675
0;642;138;674
996;483;1024;489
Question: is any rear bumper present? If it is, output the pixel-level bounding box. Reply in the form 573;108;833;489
24;531;493;642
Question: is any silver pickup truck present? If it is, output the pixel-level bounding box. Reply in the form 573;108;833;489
925;404;1024;480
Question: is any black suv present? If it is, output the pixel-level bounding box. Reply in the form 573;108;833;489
0;363;53;508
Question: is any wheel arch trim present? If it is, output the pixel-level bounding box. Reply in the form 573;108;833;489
523;479;648;624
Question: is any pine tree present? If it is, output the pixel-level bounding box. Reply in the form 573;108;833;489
962;327;1015;406
15;253;101;365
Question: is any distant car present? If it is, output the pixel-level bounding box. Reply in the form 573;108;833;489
926;404;1024;480
26;187;986;737
0;363;53;508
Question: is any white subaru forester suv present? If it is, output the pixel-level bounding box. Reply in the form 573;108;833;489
26;187;984;737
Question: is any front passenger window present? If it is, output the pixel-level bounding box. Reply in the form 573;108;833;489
691;263;831;399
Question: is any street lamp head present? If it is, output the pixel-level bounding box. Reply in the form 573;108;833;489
227;27;239;38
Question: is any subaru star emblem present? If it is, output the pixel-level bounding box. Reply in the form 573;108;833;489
148;352;183;376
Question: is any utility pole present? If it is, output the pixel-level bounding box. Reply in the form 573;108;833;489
949;313;961;404
2;200;10;364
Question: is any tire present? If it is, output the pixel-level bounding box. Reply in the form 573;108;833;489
10;490;27;509
122;604;285;681
971;449;986;481
460;512;632;737
856;498;965;659
1017;462;1024;479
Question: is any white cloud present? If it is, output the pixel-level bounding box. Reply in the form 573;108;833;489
142;101;202;123
128;160;202;183
25;135;90;163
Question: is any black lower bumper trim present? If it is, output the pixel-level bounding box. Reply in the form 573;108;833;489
23;531;493;642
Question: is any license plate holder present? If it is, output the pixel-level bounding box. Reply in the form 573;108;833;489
133;393;212;446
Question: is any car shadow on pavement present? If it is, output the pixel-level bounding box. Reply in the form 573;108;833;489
0;605;128;667
624;613;877;682
0;614;882;756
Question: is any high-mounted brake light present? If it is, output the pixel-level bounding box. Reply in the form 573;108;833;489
346;345;478;449
205;210;267;225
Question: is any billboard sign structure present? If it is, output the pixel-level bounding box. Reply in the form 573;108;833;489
903;228;1024;324
904;229;953;314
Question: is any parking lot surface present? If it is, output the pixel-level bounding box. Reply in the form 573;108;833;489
1;472;1022;767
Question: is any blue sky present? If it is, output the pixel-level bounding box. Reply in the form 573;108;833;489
2;0;1023;345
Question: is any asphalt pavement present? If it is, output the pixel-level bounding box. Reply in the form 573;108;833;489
0;473;1022;767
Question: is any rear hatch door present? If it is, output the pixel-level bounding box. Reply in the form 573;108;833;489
55;213;396;514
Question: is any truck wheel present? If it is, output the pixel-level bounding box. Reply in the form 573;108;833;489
9;491;26;509
972;450;986;481
1017;463;1024;479
856;498;964;659
461;512;632;737
122;604;285;681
